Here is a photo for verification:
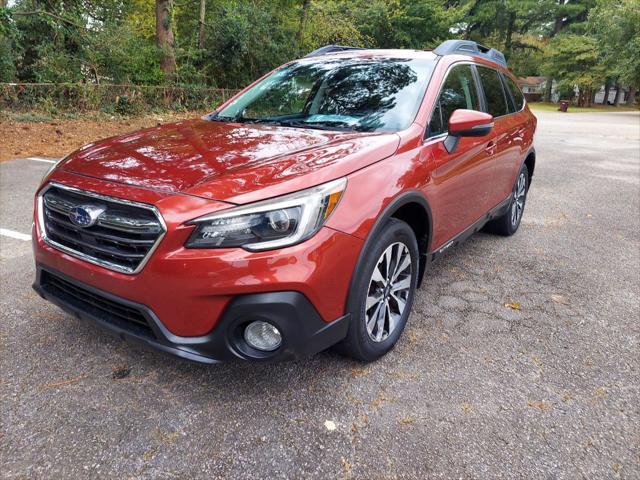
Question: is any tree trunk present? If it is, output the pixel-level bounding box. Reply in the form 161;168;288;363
0;0;6;9
602;82;610;104
553;16;563;35
504;11;516;51
296;0;311;50
613;84;621;106
627;87;637;107
544;78;553;102
543;6;566;104
198;0;206;49
156;0;177;81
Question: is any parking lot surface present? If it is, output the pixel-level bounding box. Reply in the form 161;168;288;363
1;110;639;479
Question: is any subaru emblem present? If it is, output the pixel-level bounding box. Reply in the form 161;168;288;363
69;204;106;228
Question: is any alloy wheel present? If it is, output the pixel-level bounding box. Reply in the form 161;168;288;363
365;242;412;342
511;172;526;226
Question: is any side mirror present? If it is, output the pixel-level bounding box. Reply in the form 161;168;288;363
443;109;494;153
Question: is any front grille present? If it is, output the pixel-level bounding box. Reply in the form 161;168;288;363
39;184;165;274
41;270;153;337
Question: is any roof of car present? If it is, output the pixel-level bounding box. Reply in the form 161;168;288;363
303;41;507;68
301;48;438;60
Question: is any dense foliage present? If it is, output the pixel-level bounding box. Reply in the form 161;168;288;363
0;0;638;107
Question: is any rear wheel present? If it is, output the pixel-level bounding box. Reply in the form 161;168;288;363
337;219;419;362
485;164;528;236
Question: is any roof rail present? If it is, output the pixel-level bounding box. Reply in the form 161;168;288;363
433;40;507;68
304;45;366;58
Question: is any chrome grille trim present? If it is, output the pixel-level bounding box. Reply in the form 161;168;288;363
37;182;167;274
43;190;163;233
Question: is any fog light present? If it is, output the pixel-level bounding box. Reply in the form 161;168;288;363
244;321;282;351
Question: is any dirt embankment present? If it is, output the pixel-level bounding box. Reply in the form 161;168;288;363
0;112;206;162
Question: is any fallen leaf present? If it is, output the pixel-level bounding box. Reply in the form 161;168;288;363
461;403;474;414
39;375;87;391
399;416;414;424
324;420;336;431
504;302;521;310
341;458;352;475
112;364;131;380
594;387;607;398
142;447;157;462
551;294;570;305
527;399;552;411
361;414;370;427
350;366;369;378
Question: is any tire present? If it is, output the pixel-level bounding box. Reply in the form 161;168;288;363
484;164;529;236
337;218;419;362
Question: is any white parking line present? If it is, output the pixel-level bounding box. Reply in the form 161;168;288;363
0;228;32;241
26;157;57;164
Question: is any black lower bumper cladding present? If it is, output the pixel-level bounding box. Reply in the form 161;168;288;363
33;266;350;364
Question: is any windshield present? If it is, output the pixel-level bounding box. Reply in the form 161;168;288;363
210;57;436;133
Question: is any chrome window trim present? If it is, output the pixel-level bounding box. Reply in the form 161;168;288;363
36;182;167;275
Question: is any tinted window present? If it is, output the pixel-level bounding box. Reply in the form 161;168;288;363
502;73;525;111
429;65;480;137
477;66;509;117
215;57;436;132
501;77;517;113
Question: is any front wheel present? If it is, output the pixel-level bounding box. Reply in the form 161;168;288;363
337;218;419;362
485;164;529;236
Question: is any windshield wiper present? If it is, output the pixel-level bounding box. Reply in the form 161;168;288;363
276;120;359;131
206;114;282;125
207;115;365;131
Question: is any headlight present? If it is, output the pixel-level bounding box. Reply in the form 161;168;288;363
185;178;346;250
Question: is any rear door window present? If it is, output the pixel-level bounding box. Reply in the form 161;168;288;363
501;73;525;112
477;66;509;118
429;64;480;137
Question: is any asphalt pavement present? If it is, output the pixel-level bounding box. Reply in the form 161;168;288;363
1;110;639;479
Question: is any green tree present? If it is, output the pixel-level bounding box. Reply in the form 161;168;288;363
542;33;605;106
0;6;21;81
589;0;640;105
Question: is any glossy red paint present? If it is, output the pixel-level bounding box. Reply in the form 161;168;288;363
34;172;363;335
59;120;399;204
447;109;494;133
33;48;536;351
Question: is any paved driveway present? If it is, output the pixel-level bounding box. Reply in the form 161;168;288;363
1;110;639;479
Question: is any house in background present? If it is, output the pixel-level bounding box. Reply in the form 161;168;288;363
517;77;635;106
517;77;558;102
594;85;630;105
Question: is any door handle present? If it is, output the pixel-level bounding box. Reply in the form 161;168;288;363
485;141;497;153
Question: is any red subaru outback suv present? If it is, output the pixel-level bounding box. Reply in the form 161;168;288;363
33;40;536;363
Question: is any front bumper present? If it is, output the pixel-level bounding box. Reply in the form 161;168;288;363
33;266;350;363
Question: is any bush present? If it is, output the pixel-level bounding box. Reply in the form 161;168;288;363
0;83;239;114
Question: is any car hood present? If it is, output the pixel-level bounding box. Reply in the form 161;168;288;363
60;119;400;204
